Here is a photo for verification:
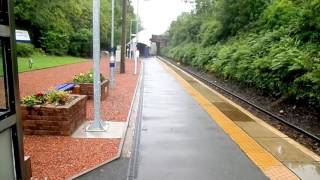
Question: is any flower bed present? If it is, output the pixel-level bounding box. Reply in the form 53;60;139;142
73;71;109;99
21;91;87;136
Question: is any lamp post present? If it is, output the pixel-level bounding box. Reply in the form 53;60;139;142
128;19;139;74
134;0;139;75
129;19;137;59
136;0;139;46
86;0;107;132
120;0;127;73
109;0;115;89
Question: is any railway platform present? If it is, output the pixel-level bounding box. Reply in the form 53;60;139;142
133;57;320;180
77;57;320;180
133;58;267;180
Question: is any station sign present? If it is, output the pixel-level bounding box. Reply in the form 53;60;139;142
15;30;31;42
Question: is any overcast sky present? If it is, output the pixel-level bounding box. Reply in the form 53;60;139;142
130;0;194;35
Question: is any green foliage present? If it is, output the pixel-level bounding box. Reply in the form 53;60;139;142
200;20;223;46
21;95;39;107
215;0;270;37
16;43;34;57
46;90;71;105
164;0;320;106
21;91;71;107
261;0;299;29
167;13;202;47
41;31;70;55
73;71;106;84
168;43;199;65
69;29;92;57
14;0;137;57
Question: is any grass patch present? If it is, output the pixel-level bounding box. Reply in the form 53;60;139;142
18;54;86;73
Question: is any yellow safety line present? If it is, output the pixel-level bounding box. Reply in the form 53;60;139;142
159;60;299;180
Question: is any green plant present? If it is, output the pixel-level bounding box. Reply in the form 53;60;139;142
14;0;137;57
73;71;106;84
41;31;70;56
16;43;34;57
46;90;71;105
68;28;92;57
163;0;320;106
21;91;71;107
21;96;37;107
21;92;47;106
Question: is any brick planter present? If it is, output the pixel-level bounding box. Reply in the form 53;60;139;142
21;95;87;136
78;80;109;99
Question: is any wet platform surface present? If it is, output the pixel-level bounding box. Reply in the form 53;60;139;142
165;58;320;180
134;58;267;180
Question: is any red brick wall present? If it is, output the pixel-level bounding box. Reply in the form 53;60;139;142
21;95;87;136
79;80;109;99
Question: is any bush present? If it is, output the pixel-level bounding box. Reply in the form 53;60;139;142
41;31;70;56
200;20;223;47
164;0;320;106
68;29;92;57
16;43;34;57
261;0;299;29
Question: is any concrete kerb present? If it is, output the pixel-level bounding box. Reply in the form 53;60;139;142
68;61;144;180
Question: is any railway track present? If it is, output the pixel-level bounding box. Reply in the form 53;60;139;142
158;56;320;143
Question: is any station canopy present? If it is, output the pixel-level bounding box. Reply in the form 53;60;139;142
128;29;153;47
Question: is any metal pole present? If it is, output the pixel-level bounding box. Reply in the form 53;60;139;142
131;20;135;60
136;0;139;46
134;0;139;75
86;0;106;131
129;20;133;59
120;0;127;73
109;0;116;89
111;0;115;50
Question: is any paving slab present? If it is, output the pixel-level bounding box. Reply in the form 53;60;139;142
235;121;280;138
72;121;126;139
134;59;267;180
255;138;315;162
285;162;320;180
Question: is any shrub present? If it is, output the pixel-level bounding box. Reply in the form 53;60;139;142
68;29;92;57
200;20;223;47
163;0;320;106
41;31;70;56
16;43;34;57
261;0;299;29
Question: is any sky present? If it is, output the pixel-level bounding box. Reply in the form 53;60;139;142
130;0;195;35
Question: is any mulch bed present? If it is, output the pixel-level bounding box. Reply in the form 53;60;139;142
21;58;140;179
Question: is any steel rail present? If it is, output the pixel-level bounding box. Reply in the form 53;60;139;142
158;56;320;142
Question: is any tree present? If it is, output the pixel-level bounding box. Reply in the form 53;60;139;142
14;0;137;57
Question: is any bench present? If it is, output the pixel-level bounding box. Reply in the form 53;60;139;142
56;83;75;91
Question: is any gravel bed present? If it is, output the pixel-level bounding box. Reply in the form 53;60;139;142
21;59;140;179
24;136;120;179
